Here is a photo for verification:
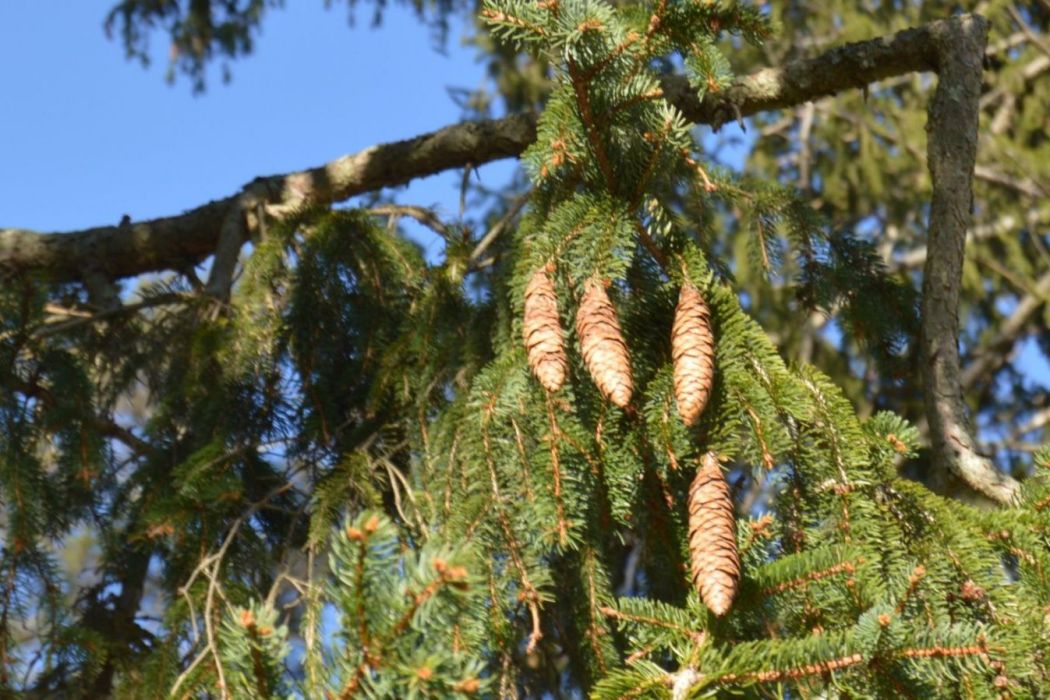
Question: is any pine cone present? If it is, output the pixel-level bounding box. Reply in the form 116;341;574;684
688;452;739;616
672;282;714;427
523;266;568;392
575;279;633;408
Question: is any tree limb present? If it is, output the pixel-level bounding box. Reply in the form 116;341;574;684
1;16;975;284
920;14;1021;506
960;270;1050;390
894;209;1047;269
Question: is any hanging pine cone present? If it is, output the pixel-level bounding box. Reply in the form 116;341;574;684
575;279;633;409
523;266;568;393
672;282;714;427
688;451;739;616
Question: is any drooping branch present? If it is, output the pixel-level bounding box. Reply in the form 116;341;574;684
920;14;1021;505
1;16;974;284
0;14;1017;507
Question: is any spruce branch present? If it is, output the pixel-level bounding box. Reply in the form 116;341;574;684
544;396;571;546
761;560;860;596
598;606;706;646
719;652;866;685
480;404;545;653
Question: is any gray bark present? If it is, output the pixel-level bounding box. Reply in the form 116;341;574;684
920;15;1021;505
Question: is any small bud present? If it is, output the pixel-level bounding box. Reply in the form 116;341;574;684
364;515;381;534
239;608;255;628
886;433;908;454
455;678;481;694
346;526;365;542
960;579;986;601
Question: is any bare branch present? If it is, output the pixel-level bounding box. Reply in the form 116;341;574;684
367;204;454;240
894;210;1045;269
469;194;529;265
205;201;250;300
919;14;1021;505
961;270;1050;390
1;114;537;283
973;165;1048;198
1;16;977;284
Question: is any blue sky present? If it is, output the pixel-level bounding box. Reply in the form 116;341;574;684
0;1;515;239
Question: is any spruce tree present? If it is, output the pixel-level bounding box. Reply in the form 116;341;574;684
2;1;1049;698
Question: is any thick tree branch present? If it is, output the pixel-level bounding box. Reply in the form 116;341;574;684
1;17;973;283
0;114;537;283
920;15;1021;506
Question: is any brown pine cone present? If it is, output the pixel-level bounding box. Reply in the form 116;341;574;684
672;282;715;427
688;452;739;616
575;279;633;409
523;266;568;392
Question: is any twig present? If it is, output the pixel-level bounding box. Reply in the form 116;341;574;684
169;482;295;698
961;270;1050;390
468;194;528;264
367;204;454;240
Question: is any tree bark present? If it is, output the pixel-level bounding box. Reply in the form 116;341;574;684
920;15;1021;505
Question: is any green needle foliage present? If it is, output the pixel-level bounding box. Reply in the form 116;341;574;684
3;1;1050;698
